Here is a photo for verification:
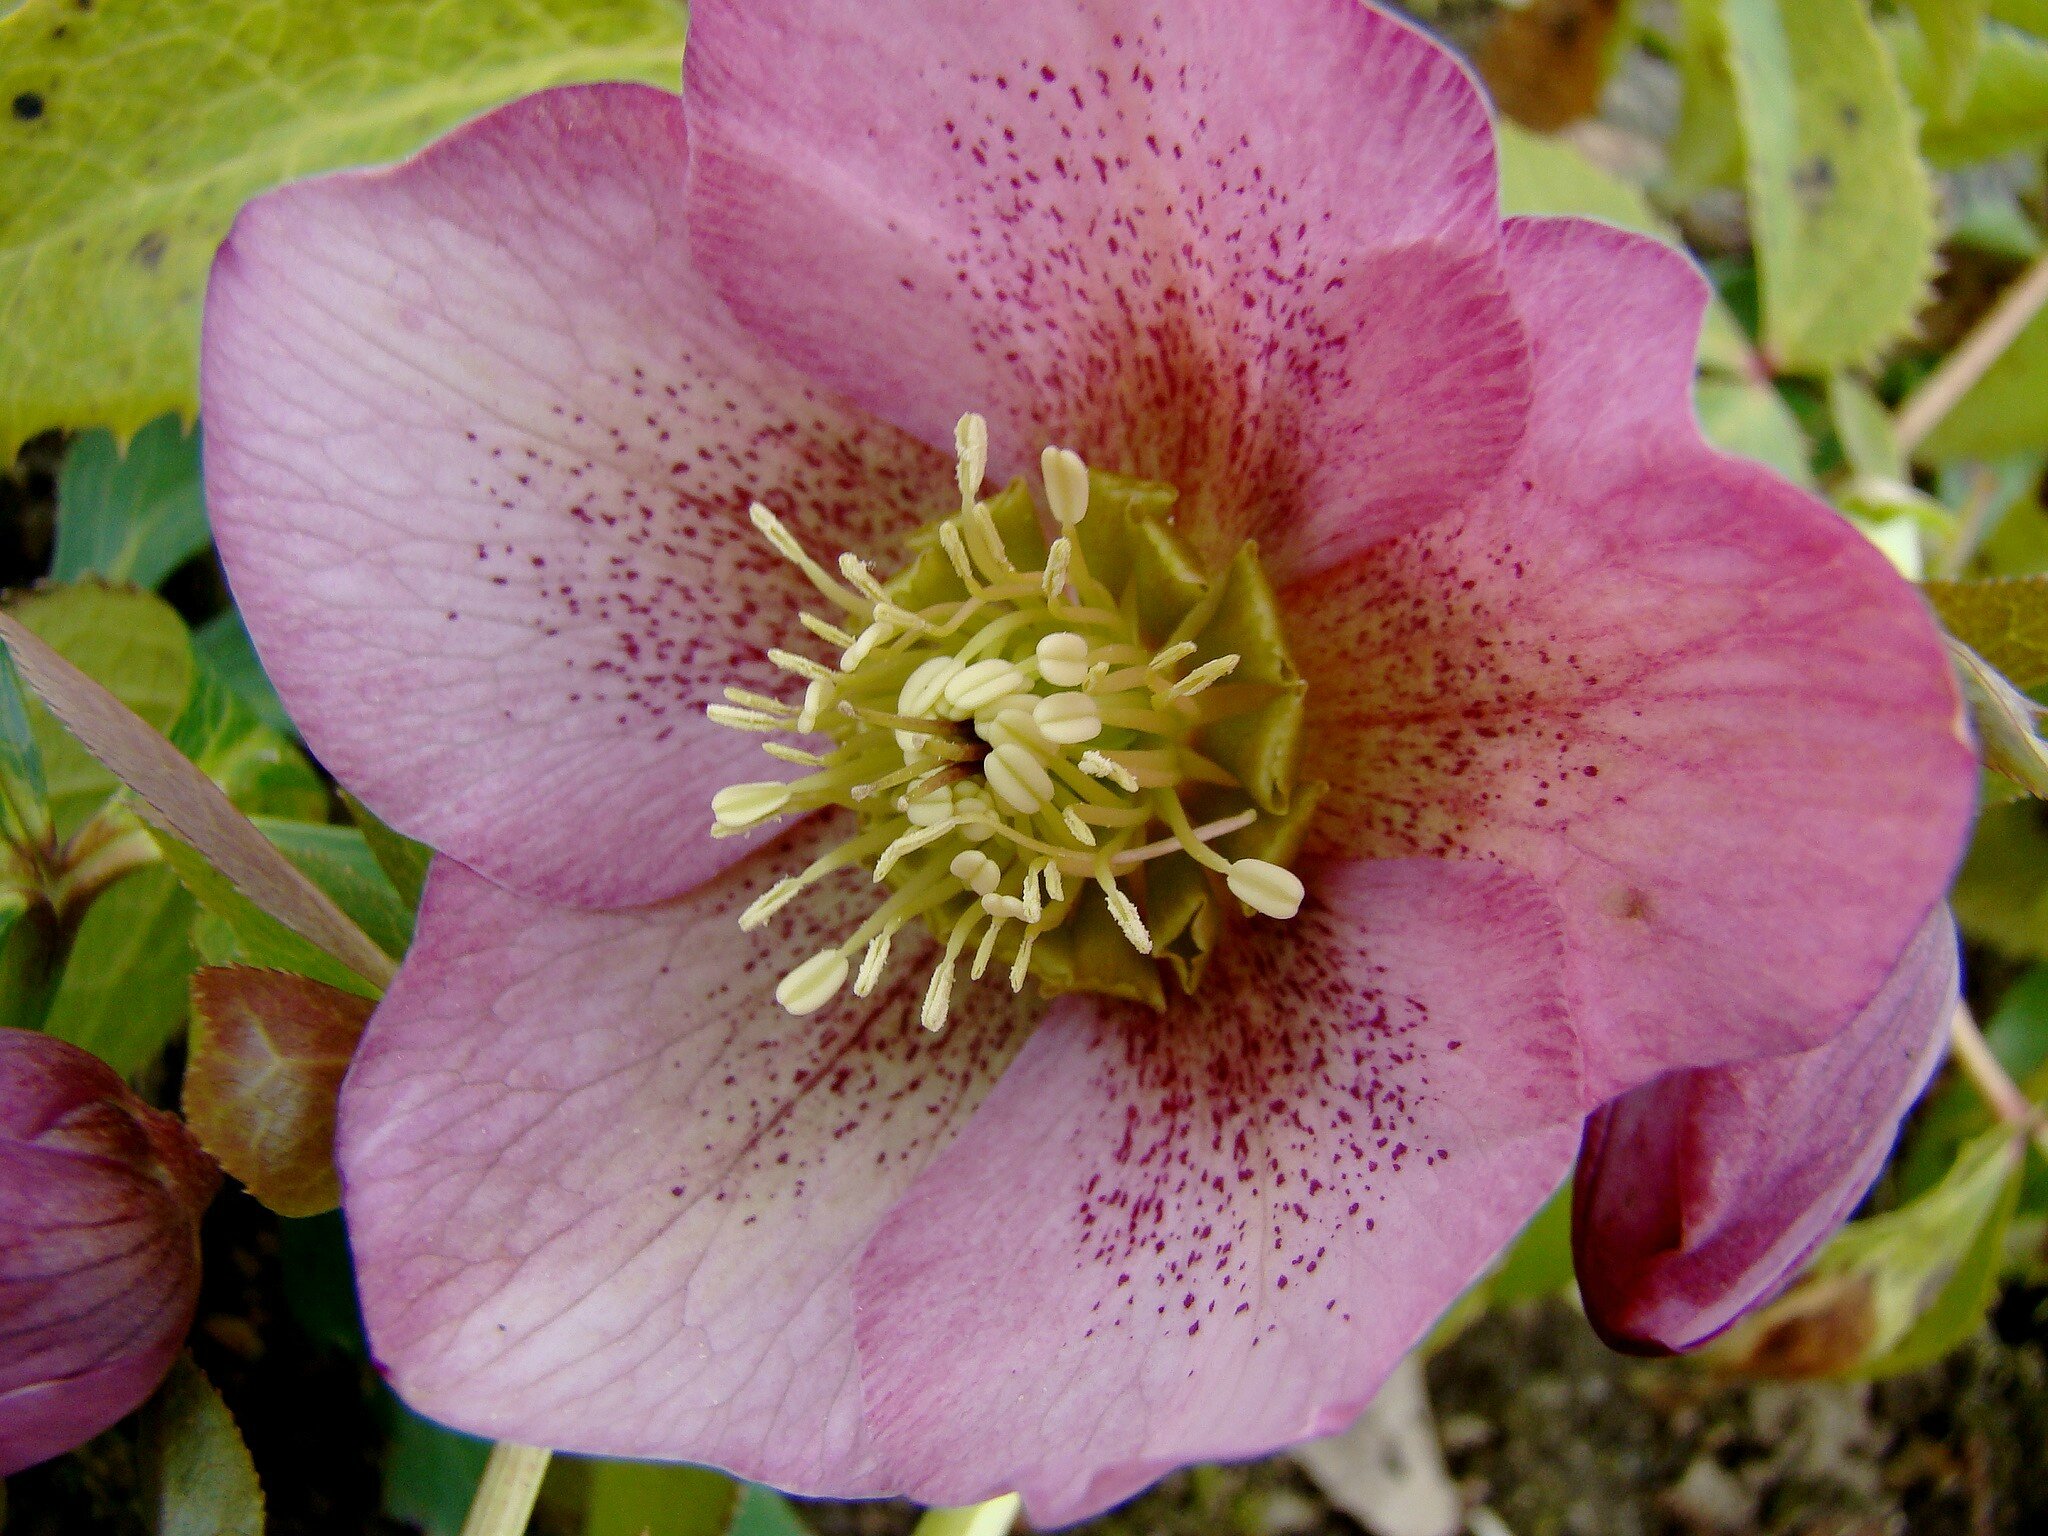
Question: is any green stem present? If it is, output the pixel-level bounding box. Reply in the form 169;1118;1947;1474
458;1443;552;1536
1897;250;2048;458
1949;1004;2048;1163
911;1494;1023;1536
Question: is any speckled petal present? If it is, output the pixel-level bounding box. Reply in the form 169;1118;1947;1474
203;84;947;910
1291;218;1977;1098
850;859;1584;1525
684;0;1531;576
1;1030;218;1475
337;820;1034;1492
1574;908;1958;1354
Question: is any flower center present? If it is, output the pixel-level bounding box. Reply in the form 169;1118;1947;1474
708;414;1315;1028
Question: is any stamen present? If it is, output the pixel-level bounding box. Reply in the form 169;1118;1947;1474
723;687;796;715
943;658;1030;715
1078;751;1141;793
1041;537;1072;599
1164;653;1241;701
750;503;866;613
1098;872;1153;955
799;612;857;649
706;704;790;733
985;741;1056;813
956;413;990;511
1036;632;1092;688
777;950;850;1016
854;930;893;996
1041;445;1090;527
939;521;981;588
797;680;833;733
716;420;1307;1022
1229;859;1305;920
768;648;836;685
1033;691;1102;745
712;782;792;829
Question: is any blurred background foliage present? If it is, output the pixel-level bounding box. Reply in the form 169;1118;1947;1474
3;0;2048;1533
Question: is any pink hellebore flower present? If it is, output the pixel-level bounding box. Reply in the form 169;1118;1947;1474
200;0;1974;1522
0;1029;218;1474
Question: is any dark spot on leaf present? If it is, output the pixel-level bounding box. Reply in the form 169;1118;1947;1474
132;231;167;271
10;92;44;122
1840;102;1861;130
1792;155;1835;211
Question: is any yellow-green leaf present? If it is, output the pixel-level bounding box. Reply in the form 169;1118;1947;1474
1948;636;2048;794
1920;300;2048;461
1707;1124;2024;1378
5;584;193;839
1903;0;1988;118
144;1355;265;1536
1893;17;2048;165
1723;0;1938;371
1925;575;2048;687
0;0;686;455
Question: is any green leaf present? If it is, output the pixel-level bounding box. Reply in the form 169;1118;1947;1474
1920;299;2048;461
382;1403;492;1536
1992;0;2048;36
1894;17;2048;166
1858;1128;2025;1374
0;899;63;1034
6;584;192;839
1829;372;1906;480
727;1487;814;1536
1484;1182;1576;1303
1902;0;1988;118
1668;0;1748;195
1924;575;2048;687
1953;797;2048;957
577;1461;737;1536
0;0;687;456
340;791;430;913
1696;377;1817;485
0;606;398;988
1898;966;2048;1199
194;609;295;737
159;832;382;999
1707;1124;2024;1377
143;1355;266;1536
1722;0;1938;371
0;644;46;807
51;414;208;589
251;816;414;958
40;864;195;1077
171;658;326;820
1946;636;2048;794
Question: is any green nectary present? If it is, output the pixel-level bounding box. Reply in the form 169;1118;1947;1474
707;418;1316;1028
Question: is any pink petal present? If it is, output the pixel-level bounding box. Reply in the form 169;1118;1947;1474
1;1030;218;1474
683;0;1531;574
338;822;1034;1492
1290;217;1976;1098
850;860;1583;1524
1573;907;1958;1354
202;84;947;909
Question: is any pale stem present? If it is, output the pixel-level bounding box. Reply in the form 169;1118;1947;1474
1949;1003;2048;1163
1897;250;2048;458
911;1494;1024;1536
458;1443;553;1536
